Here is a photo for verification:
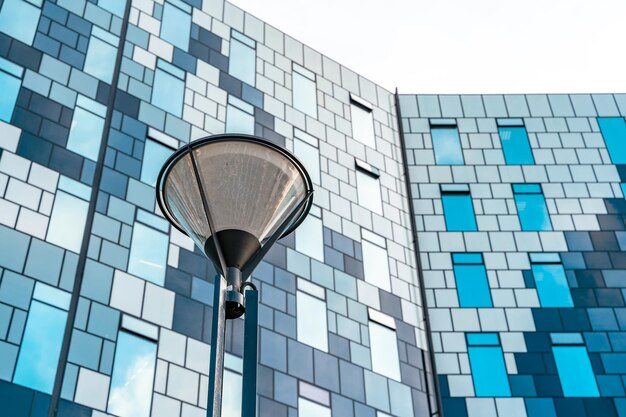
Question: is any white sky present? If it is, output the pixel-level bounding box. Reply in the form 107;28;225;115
228;0;626;94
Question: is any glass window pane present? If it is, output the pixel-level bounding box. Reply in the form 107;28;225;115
141;140;173;186
0;70;21;122
297;291;328;352
67;107;105;161
293;72;317;117
152;69;184;117
295;215;324;262
0;0;41;45
225;104;254;135
221;370;242;417
513;186;552;231
98;0;126;17
553;346;599;397
441;193;477;231
84;37;117;84
352;104;375;148
294;139;320;185
47;191;89;253
13;301;68;394
299;398;331;417
160;3;191;51
128;223;168;285
362;240;390;292
453;256;491;308
357;171;383;215
598;117;626;164
432;127;464;165
229;36;255;86
107;331;157;417
499;126;534;164
468;346;511;396
369;321;401;381
532;264;573;307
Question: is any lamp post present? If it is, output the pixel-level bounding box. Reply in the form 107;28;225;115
156;134;314;417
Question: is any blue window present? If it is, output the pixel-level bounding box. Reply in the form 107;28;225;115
0;0;41;45
0;57;22;122
229;31;255;86
498;119;534;164
551;334;599;397
513;184;551;231
84;27;119;84
598;117;626;164
441;184;477;231
152;60;185;117
47;191;89;253
467;333;511;397
293;64;317;117
13;299;68;393
141;139;174;186
530;253;573;307
431;120;464;165
225;96;254;135
453;253;491;307
108;331;157;417
160;1;191;51
98;0;127;17
128;222;168;285
66;101;106;161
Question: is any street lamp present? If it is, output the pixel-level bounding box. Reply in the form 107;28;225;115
156;134;313;417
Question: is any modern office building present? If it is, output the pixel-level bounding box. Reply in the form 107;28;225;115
0;1;624;417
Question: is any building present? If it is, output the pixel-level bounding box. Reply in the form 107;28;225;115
0;1;624;417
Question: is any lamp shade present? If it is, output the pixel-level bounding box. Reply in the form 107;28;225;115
156;134;313;276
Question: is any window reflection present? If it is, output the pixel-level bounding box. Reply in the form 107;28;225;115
552;343;599;397
369;321;400;381
229;31;255;86
297;291;328;352
141;139;174;186
453;253;492;307
84;29;118;84
294;137;320;185
357;171;383;215
362;239;390;292
47;191;89;253
513;184;551;231
467;333;511;397
107;331;157;417
431;125;464;165
226;96;254;135
0;0;41;45
295;215;324;262
299;398;331;417
152;60;185;118
531;261;573;307
128;223;169;285
160;2;191;51
498;124;534;165
222;369;243;417
13;301;68;394
0;64;21;122
67;107;105;161
441;186;477;231
293;66;317;117
351;103;375;148
598;117;626;164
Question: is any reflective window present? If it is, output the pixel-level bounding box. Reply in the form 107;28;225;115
297;291;328;352
369;321;401;381
107;331;157;417
531;254;573;307
228;31;255;86
67;106;105;161
141;139;174;186
13;301;68;394
0;0;41;45
441;185;477;231
222;369;243;417
152;60;185;117
431;122;464;165
98;0;126;17
295;215;324;262
598;117;626;164
453;253;492;307
362;239;390;292
351;101;375;148
225;96;254;135
128;223;169;285
0;58;22;122
357;170;383;215
513;184;551;231
467;333;511;397
84;28;118;84
47;191;89;253
294;134;320;185
293;65;317;117
299;398;331;417
498;119;534;164
552;336;599;397
160;1;191;51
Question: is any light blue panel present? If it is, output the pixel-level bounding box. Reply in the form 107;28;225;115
442;194;477;231
467;333;499;346
25;239;64;286
0;225;30;272
550;333;583;345
553;346;599;397
452;253;482;264
13;301;68;394
388;380;413;417
287;249;310;279
0;341;18;380
222;370;243;416
0;303;11;339
84;37;117;84
0;0;41;45
529;253;560;263
513;184;541;193
59;176;92;201
598;118;626;164
128;223;168;285
8;308;26;344
108;331;156;417
0;271;34;310
141;139;173;186
454;263;492;307
229;36;255;85
293;72;317;117
160;2;191;51
81;260;113;304
33;283;71;310
431;127;464;165
225;104;254;135
47;192;89;253
68;329;102;370
88;302;120;341
499;126;534;164
137;210;169;233
152;68;184;117
532;264;573;307
60;363;78;400
99;0;127;17
0;69;21;122
364;370;390;412
468;346;511;396
67;107;105;161
514;190;552;231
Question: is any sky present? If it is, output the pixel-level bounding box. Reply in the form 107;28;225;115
228;0;626;94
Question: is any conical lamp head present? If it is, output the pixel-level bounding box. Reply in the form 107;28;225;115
156;134;313;276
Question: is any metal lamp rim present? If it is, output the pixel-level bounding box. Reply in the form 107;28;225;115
155;133;314;240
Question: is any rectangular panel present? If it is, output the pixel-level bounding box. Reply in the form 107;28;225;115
293;72;317;117
598;117;626;164
297;291;328;352
357;171;383;215
553;346;599;397
442;193;477;231
369;321;401;381
532;264;573;307
47;191;89;253
351;103;376;148
468;346;511;397
160;2;191;51
362;240;390;292
499;126;534;165
431;126;464;165
513;186;552;231
229;34;255;86
128;223;169;285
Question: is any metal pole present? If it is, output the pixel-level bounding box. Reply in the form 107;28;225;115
241;286;258;417
207;274;227;417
